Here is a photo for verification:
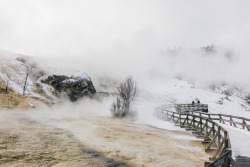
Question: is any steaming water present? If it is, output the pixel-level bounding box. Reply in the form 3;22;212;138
9;95;209;167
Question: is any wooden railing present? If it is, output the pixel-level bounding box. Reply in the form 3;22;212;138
162;104;209;113
155;106;232;167
176;104;208;113
161;104;250;131
188;111;250;131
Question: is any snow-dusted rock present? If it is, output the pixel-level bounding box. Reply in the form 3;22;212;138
71;71;91;81
40;71;96;101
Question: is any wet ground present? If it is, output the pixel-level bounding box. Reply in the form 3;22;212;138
0;111;210;166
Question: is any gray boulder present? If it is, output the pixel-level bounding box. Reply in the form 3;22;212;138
41;71;96;101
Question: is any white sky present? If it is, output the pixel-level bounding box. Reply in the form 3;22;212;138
1;0;250;55
0;0;250;85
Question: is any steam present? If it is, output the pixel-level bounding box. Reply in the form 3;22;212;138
0;0;250;86
1;2;250;162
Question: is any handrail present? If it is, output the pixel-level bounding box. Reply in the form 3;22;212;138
155;105;232;167
161;104;250;131
188;111;250;131
175;104;209;113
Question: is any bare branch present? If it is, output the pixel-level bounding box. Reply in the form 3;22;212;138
4;77;9;93
111;75;138;118
23;72;29;95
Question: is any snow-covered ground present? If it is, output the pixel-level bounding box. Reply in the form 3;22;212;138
137;78;250;117
219;123;250;159
0;52;41;98
135;78;250;158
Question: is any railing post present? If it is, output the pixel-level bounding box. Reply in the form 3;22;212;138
224;131;228;149
218;126;221;146
193;115;196;128
230;116;232;126
205;119;208;135
219;114;222;123
200;117;202;129
212;122;215;137
180;113;182;124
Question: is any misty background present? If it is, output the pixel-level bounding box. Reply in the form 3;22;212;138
1;0;250;87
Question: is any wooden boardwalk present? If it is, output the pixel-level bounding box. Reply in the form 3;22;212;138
156;104;250;167
232;156;250;167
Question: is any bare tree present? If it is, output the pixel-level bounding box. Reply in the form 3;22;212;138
23;72;29;95
4;77;9;93
111;97;123;117
111;75;138;118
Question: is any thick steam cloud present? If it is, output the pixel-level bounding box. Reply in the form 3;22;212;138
0;0;250;86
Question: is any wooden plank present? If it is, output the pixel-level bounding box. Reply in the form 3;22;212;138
206;150;232;167
219;119;250;128
181;115;188;126
214;137;225;158
175;114;181;125
204;123;215;141
198;119;208;136
197;134;206;138
206;131;219;151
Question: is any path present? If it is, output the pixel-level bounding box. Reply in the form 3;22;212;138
218;123;250;166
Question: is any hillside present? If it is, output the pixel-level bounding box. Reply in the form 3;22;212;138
1;50;250;165
0;52;48;109
135;78;250;158
0;51;97;109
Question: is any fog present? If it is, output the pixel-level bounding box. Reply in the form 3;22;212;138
1;0;250;86
1;2;250;163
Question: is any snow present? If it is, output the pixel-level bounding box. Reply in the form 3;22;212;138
134;78;250;158
28;103;35;108
63;79;77;83
72;71;91;81
218;123;250;158
0;54;42;98
0;70;23;94
139;78;250;118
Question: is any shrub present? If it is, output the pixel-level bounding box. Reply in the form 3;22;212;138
223;89;232;96
111;75;138;118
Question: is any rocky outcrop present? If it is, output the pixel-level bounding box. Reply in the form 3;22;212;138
41;71;96;101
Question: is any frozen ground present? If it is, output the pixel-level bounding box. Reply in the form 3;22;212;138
135;78;250;159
